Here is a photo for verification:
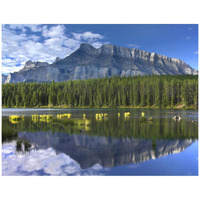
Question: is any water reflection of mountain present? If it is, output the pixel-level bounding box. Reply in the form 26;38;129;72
20;131;196;169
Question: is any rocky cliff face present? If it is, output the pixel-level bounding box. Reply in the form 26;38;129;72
3;43;198;83
2;74;7;83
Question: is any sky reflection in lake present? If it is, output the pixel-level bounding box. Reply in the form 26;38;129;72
2;142;105;176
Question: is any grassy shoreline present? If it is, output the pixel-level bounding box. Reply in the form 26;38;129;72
2;105;197;110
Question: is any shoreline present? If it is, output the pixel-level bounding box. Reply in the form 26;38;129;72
2;105;197;110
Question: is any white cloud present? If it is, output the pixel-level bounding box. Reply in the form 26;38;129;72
8;24;42;32
188;27;193;31
26;24;43;32
42;25;65;38
2;58;17;66
2;65;24;74
29;35;40;41
194;51;198;54
72;31;103;41
2;142;105;176
44;37;65;51
2;25;106;75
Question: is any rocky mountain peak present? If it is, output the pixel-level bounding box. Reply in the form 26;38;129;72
54;57;61;63
22;60;49;71
24;60;35;69
79;43;95;52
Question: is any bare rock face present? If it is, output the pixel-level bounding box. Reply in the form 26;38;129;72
2;74;7;83
22;60;49;71
3;43;198;83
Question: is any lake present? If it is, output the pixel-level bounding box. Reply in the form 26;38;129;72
2;108;198;176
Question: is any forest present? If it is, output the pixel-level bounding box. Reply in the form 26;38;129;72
2;75;198;109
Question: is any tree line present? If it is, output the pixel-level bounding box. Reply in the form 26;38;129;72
2;75;198;109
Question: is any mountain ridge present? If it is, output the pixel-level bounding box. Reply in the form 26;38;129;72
3;43;198;83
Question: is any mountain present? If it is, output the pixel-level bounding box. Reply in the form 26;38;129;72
3;43;198;83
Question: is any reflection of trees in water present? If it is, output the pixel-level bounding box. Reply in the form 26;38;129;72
2;116;198;140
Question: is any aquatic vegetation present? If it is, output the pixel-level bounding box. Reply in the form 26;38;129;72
38;115;53;123
84;126;90;131
40;114;53;119
124;112;130;117
104;113;108;117
9;115;21;120
2;110;198;141
96;113;103;118
32;114;39;122
139;112;147;122
96;113;109;120
32;114;39;119
148;117;153;121
9;119;20;124
84;119;90;126
32;118;39;123
57;113;71;119
39;114;45;118
96;113;103;120
96;117;103;121
104;113;108;120
46;115;53;119
9;115;21;124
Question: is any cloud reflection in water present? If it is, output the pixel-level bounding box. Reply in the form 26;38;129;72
2;142;105;176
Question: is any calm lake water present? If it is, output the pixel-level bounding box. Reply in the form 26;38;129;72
2;108;198;176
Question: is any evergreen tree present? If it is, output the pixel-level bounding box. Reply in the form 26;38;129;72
2;75;198;109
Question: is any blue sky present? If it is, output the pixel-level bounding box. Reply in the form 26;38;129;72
2;24;198;75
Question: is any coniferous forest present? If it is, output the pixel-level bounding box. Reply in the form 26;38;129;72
2;75;198;109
